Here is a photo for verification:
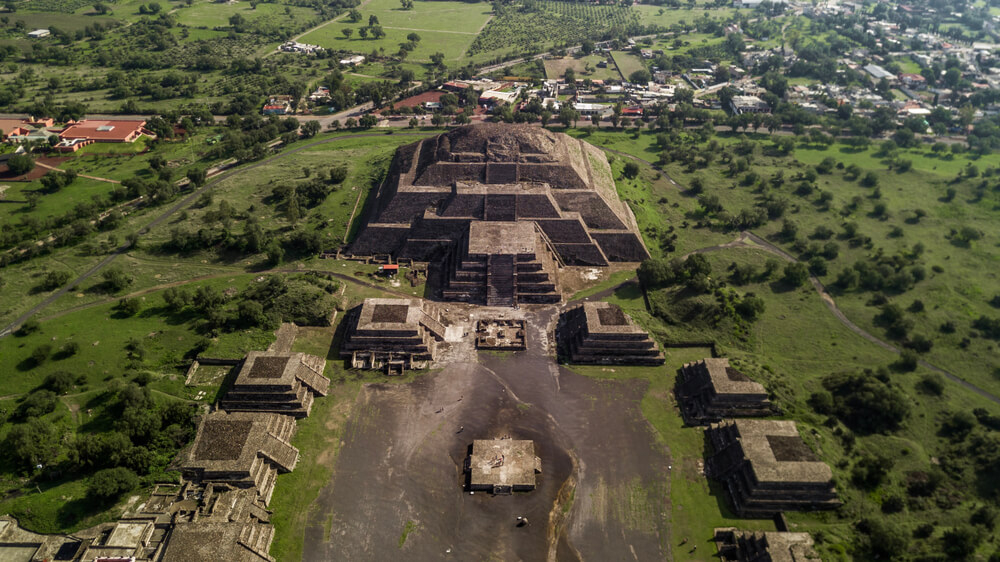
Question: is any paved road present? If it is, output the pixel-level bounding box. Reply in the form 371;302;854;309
0;132;432;339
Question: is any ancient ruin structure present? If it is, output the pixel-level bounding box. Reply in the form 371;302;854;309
676;358;774;424
558;301;664;365
706;419;841;517
340;298;447;372
347;124;650;305
220;352;329;418
442;221;560;306
466;439;541;494
181;410;299;507
714;528;820;562
0;337;333;562
475;318;526;350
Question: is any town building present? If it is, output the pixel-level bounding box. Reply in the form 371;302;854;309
340;298;447;372
27;29;50;38
59;120;149;143
220;352;330;418
339;55;365;66
706;419;841;517
558;302;665;366
467;439;541;494
730;95;771;114
676;358;774;424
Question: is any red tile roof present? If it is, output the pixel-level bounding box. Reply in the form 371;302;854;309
59;119;146;142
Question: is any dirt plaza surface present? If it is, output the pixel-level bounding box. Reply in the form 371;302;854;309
303;308;671;560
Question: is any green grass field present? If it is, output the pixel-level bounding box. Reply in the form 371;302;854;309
610;50;646;80
543;54;619;81
299;0;491;62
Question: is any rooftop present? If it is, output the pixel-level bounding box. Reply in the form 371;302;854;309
469;439;540;490
730;419;831;484
355;298;424;329
467;221;535;255
582;302;648;335
702;358;768;395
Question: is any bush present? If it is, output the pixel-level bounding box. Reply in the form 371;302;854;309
30;344;52;365
881;495;904;513
7;153;35;175
115;298;141;317
87;467;139;502
15;318;40;336
782;262;810;287
42;370;76;394
916;374;945;396
101;267;133;293
39;270;72;291
15;390;58;419
942;526;983;559
822;370;910;434
852;454;894;489
622;161;640;179
855;517;908;560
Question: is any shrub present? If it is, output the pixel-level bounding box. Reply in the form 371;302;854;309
15;319;40;336
917;374;945;396
15;390;58;419
30;344;52;365
101;267;133;293
942;526;983;559
43;371;76;394
7;153;34;175
852;454;894;489
822;370;910;434
40;270;72;291
87;467;139;502
782;262;810;287
881;495;904;513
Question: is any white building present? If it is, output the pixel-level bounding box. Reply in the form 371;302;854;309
27;29;50;38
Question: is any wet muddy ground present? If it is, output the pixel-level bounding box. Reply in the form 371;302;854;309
303;307;672;561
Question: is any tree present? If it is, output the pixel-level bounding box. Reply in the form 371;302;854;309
581;40;594;55
860;171;879;187
341;28;353;39
40;270;72;291
347;8;362;22
87;467;139;502
301;120;321;138
400;0;414;8
101;267;133;293
5;418;58;470
622;161;640;179
7;153;34;176
782;262;809;287
629;69;651;84
358;26;368;39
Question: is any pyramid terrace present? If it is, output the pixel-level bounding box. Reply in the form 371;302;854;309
706;419;841;517
676;358;774;424
559;301;665;365
340;297;448;372
220;352;330;418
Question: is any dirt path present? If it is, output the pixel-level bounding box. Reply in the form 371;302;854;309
34;161;121;184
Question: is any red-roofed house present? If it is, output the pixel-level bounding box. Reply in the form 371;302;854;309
59;120;148;143
622;106;644;116
899;73;926;89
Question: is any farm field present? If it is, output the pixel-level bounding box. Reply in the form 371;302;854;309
610;50;647;80
173;1;318;29
299;0;492;62
633;3;738;27
542;54;620;81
